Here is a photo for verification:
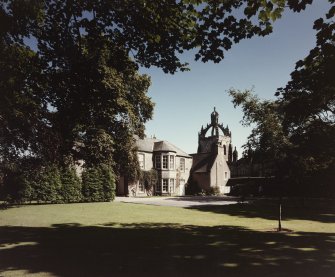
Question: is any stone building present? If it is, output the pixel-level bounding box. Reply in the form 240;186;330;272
117;108;238;196
190;108;237;194
117;137;192;196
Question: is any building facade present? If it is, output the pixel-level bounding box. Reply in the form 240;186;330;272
117;108;237;196
190;108;237;194
117;137;192;196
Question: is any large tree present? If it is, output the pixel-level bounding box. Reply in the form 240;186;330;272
229;0;335;195
0;0;316;178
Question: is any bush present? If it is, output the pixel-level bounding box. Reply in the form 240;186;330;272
99;164;115;201
82;164;115;202
2;170;28;204
60;167;82;203
206;186;221;196
140;169;158;196
2;162;116;204
82;167;103;202
34;165;62;203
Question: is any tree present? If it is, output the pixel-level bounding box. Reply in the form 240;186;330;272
0;0;317;179
99;164;116;202
60;166;82;203
228;1;335;229
276;1;335;186
81;164;115;202
228;89;290;230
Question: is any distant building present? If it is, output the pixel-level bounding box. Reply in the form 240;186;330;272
117;107;239;196
117;137;192;196
190;107;237;194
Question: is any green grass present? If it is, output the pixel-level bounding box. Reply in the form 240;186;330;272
0;200;335;276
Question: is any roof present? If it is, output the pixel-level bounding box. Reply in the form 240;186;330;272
135;137;191;158
190;153;217;173
135;137;159;153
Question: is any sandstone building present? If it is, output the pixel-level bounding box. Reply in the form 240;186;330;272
117;108;237;196
117;137;192;196
190;108;237;194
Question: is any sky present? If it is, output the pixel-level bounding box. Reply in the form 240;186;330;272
140;1;331;157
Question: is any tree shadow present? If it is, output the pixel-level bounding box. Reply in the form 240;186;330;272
165;196;240;203
0;223;334;276
186;199;335;223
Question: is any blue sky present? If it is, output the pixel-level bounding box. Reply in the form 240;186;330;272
140;1;331;157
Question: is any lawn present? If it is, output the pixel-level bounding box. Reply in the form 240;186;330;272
0;199;334;276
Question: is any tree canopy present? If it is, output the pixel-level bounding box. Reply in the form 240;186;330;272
0;0;318;179
229;0;334;190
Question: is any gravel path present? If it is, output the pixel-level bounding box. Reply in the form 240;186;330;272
115;196;239;207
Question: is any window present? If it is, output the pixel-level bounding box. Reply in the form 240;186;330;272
155;155;161;169
162;179;168;192
169;179;175;193
170;156;174;169
225;172;228;180
138;182;145;192
162;155;168;169
180;158;185;172
138;154;145;169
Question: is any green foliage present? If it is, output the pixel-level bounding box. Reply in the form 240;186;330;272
82;167;103;202
275;2;335;177
99;165;116;202
0;0;314;178
1;163;115;204
60;167;82;203
82;164;116;202
206;186;221;196
228;89;290;164
2;169;28;204
228;2;335;190
34;165;62;204
140;169;158;195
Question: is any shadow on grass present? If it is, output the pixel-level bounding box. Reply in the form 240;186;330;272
0;223;334;276
187;199;335;223
165;196;240;203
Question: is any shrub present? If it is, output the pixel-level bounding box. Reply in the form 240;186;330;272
99;164;115;201
140;169;158;196
34;165;62;203
82;167;103;202
60;167;82;203
206;186;221;196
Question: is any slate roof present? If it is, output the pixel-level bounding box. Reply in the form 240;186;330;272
190;153;217;173
135;137;191;158
135;137;158;153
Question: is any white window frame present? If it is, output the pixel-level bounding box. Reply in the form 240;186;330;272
162;179;168;192
180;158;185;172
162;155;168;169
169;156;174;170
169;179;175;193
138;153;145;169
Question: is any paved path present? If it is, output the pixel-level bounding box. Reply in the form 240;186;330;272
115;196;239;208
